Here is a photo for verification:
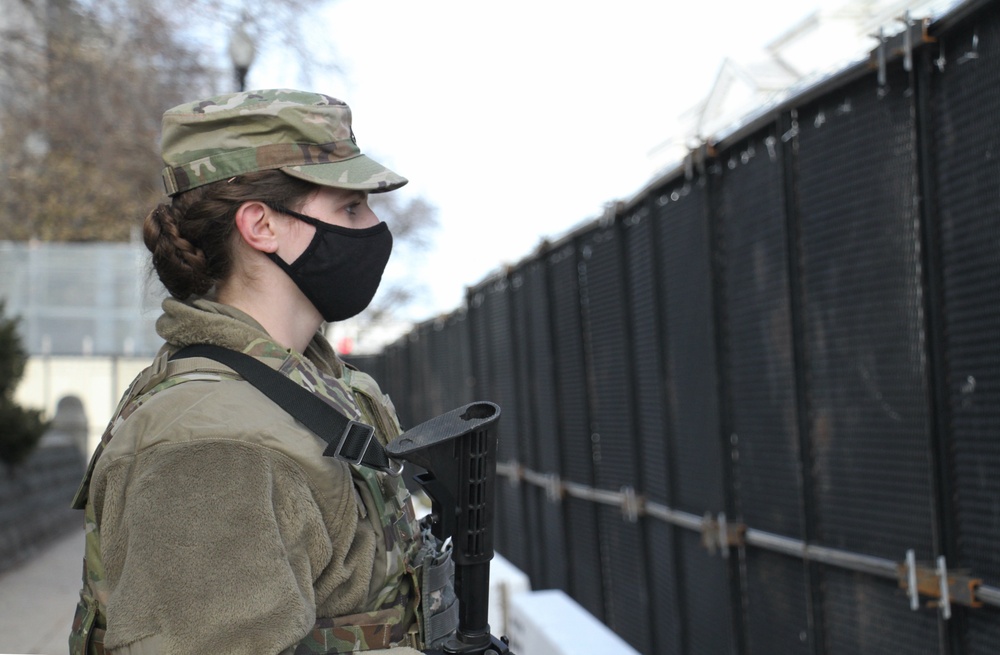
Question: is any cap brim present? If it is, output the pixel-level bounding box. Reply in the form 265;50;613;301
281;154;407;193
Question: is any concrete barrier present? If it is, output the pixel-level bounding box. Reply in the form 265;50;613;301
507;589;641;655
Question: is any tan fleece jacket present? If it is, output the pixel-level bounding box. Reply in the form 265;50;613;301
88;299;420;655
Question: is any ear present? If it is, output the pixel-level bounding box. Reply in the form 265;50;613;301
233;201;279;254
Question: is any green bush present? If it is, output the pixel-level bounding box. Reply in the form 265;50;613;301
0;301;48;467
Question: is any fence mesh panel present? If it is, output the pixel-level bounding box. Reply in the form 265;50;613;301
930;5;1000;651
821;568;940;655
655;180;735;654
743;549;812;655
511;259;570;590
718;130;804;539
579;224;650;653
796;70;935;559
468;279;528;567
623;203;682;653
546;243;604;618
656;181;726;515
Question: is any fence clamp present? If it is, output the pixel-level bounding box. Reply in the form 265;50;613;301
544;473;564;503
701;512;746;556
898;550;982;617
870;27;889;92
620;486;642;523
869;14;936;78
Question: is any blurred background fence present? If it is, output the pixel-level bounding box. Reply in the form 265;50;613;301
348;1;1000;653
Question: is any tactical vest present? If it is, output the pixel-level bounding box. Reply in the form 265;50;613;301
69;342;457;654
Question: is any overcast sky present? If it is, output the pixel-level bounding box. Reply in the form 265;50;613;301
250;0;837;321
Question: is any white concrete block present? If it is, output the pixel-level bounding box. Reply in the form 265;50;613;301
507;589;640;655
488;553;532;638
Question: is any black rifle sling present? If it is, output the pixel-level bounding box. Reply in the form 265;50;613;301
170;343;393;474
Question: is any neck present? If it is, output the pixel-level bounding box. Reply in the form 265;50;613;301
216;265;322;354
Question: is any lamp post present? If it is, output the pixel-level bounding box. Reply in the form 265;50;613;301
228;22;256;92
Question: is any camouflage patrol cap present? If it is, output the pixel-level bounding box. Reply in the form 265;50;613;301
159;89;407;196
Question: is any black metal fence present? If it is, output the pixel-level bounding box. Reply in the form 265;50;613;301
354;1;1000;652
0;443;84;575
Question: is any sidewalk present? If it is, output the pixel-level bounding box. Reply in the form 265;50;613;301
0;527;84;655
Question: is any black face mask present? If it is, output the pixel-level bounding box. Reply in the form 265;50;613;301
265;204;393;322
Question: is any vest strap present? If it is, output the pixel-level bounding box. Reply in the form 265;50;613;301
170;344;401;475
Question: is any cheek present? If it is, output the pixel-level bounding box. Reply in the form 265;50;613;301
278;222;317;263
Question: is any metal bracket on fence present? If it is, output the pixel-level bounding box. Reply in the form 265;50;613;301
545;473;564;502
620;486;641;523
957;29;980;64
937;556;952;620
868;14;936;81
871;27;889;92
901;12;915;72
523;469;564;503
701;512;715;553
782;110;799;142
897;551;982;617
700;512;746;556
697;143;716;179
895;12;937;72
544;472;564;503
718;513;730;559
905;549;920;610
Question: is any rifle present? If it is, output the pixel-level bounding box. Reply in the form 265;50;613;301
387;401;514;655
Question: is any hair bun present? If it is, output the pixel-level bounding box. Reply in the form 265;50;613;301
143;203;211;299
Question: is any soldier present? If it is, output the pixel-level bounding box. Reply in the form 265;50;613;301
69;89;454;655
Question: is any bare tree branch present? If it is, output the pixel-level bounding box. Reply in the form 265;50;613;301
1;0;436;321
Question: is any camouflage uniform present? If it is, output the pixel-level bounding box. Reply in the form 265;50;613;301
70;300;438;654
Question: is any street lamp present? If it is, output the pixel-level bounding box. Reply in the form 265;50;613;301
228;22;256;92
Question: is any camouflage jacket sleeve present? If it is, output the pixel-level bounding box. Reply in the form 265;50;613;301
90;378;378;655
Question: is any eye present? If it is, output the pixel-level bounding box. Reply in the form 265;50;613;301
344;202;360;216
